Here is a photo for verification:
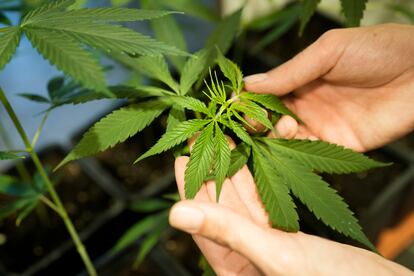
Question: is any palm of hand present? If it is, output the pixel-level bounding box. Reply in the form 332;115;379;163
174;156;411;276
248;24;414;152
284;74;414;152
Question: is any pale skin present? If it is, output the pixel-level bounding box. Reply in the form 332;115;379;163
169;24;414;275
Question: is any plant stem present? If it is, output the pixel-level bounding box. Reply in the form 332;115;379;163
0;88;97;276
40;195;63;216
31;110;50;148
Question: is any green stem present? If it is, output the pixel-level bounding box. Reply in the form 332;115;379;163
214;96;238;121
0;88;97;276
40;195;63;216
31;110;50;148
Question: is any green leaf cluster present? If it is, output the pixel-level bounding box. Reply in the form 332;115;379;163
57;7;386;252
0;0;187;96
58;8;242;168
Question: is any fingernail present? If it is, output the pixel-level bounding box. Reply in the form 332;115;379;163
243;73;267;84
170;205;204;233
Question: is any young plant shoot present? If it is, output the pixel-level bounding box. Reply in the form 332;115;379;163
60;49;387;252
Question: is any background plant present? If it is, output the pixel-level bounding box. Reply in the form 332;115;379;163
0;0;187;275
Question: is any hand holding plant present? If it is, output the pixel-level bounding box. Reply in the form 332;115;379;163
245;24;414;152
170;157;413;276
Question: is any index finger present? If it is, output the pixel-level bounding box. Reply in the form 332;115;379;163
244;30;343;96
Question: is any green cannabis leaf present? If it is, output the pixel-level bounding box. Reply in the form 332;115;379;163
252;144;299;231
135;119;210;163
56;100;170;169
261;138;388;174
184;122;215;199
2;0;187;95
253;139;377;250
216;50;243;94
213;123;231;200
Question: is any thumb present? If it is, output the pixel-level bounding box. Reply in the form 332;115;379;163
244;30;343;96
169;201;300;275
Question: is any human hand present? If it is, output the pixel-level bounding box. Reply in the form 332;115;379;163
244;24;414;152
169;157;413;276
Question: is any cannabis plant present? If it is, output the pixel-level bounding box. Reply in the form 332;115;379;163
58;28;385;259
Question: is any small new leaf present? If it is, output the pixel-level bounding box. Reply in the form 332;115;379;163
185;123;215;199
57;100;169;169
216;51;243;93
135;119;210;163
213;123;231;201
